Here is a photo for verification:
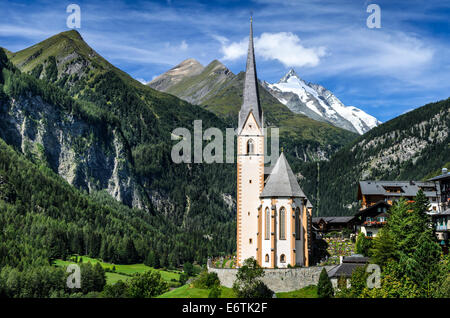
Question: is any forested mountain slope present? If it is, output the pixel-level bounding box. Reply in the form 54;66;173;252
1;39;235;265
0;135;231;268
4;30;235;217
294;98;450;216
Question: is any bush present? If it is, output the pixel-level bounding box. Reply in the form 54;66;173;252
183;262;195;276
355;232;372;256
179;272;188;285
208;285;222;298
233;258;274;298
193;271;220;289
127;270;168;298
102;280;129;298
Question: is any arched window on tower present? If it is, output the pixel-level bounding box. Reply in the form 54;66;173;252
265;208;270;240
280;254;286;263
247;139;254;154
265;254;269;263
295;207;301;240
279;207;286;240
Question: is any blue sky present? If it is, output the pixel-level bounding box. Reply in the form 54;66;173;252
1;0;449;122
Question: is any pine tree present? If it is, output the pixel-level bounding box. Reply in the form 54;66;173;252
412;189;432;236
317;268;334;298
370;228;397;267
406;234;441;296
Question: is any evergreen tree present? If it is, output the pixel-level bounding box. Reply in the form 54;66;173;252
145;251;156;268
406;234;441;296
370;228;396;267
317;268;334;298
411;189;432;236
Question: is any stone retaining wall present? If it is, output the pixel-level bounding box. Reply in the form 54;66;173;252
207;261;335;293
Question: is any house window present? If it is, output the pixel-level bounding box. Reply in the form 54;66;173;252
295;207;301;240
247;139;254;154
280;254;286;263
249;238;252;244
265;208;270;240
265;254;269;262
367;232;373;237
279;207;286;240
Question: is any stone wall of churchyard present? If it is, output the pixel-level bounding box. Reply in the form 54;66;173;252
207;260;335;293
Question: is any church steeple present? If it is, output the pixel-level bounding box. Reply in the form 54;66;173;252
238;17;263;133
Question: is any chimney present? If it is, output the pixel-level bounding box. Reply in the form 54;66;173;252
443;168;448;175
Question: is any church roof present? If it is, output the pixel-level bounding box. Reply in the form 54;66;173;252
238;18;263;133
260;153;306;198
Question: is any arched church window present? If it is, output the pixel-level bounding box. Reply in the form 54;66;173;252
265;254;269;262
265;208;270;240
295;207;301;240
280;254;286;263
247;139;254;154
279;207;286;240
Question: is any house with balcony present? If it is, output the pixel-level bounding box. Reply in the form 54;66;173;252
357;180;441;212
353;200;390;237
428;168;450;247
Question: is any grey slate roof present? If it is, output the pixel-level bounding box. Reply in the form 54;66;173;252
238;18;263;134
260;153;306;198
312;216;355;224
429;172;450;182
359;180;440;197
264;165;273;176
327;255;369;278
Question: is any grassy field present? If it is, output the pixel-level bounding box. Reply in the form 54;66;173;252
159;283;318;298
275;285;318;298
158;284;236;298
53;256;180;285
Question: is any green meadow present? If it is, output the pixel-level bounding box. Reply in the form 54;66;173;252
158;284;236;298
53;256;180;285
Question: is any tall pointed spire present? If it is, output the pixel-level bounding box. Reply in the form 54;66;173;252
238;17;263;133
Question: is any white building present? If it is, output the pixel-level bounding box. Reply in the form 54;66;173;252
236;18;312;268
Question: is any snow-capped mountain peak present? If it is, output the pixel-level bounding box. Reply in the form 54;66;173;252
262;69;381;134
279;68;301;83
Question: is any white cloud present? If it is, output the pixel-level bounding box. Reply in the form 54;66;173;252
219;32;326;67
136;78;148;84
180;40;188;50
305;29;436;86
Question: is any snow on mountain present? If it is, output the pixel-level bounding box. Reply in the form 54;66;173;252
262;69;381;134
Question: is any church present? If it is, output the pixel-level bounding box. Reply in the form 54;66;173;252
236;19;313;269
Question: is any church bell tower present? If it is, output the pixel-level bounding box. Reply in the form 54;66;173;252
236;17;264;267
